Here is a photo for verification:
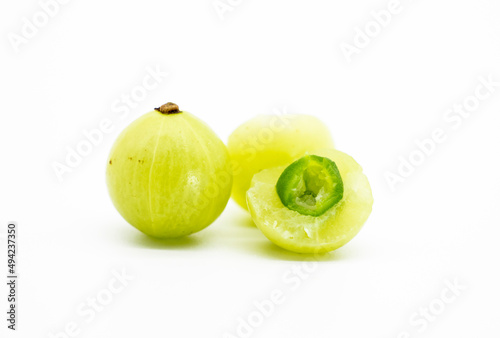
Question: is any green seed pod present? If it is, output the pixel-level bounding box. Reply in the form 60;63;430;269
276;155;344;217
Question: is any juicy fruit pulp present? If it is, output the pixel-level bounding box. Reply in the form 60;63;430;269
228;114;334;210
276;155;344;217
247;149;373;254
106;103;233;238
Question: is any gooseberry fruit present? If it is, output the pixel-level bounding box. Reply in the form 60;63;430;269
106;102;233;238
247;149;373;254
228;114;334;210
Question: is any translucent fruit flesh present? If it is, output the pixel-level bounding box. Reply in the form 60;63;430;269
228;114;334;210
247;149;373;254
106;109;233;238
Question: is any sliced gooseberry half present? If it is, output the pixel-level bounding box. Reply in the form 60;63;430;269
247;149;373;254
276;155;344;216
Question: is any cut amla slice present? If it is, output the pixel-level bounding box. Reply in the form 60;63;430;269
247;149;373;254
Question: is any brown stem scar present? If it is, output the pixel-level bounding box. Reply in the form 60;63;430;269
155;102;181;115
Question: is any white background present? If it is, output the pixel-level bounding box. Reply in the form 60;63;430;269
1;0;500;337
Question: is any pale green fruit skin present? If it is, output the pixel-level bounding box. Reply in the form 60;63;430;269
247;149;373;254
106;110;233;238
228;114;334;210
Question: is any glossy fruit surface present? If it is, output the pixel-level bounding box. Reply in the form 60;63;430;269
228;114;334;210
247;149;373;254
106;103;232;238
